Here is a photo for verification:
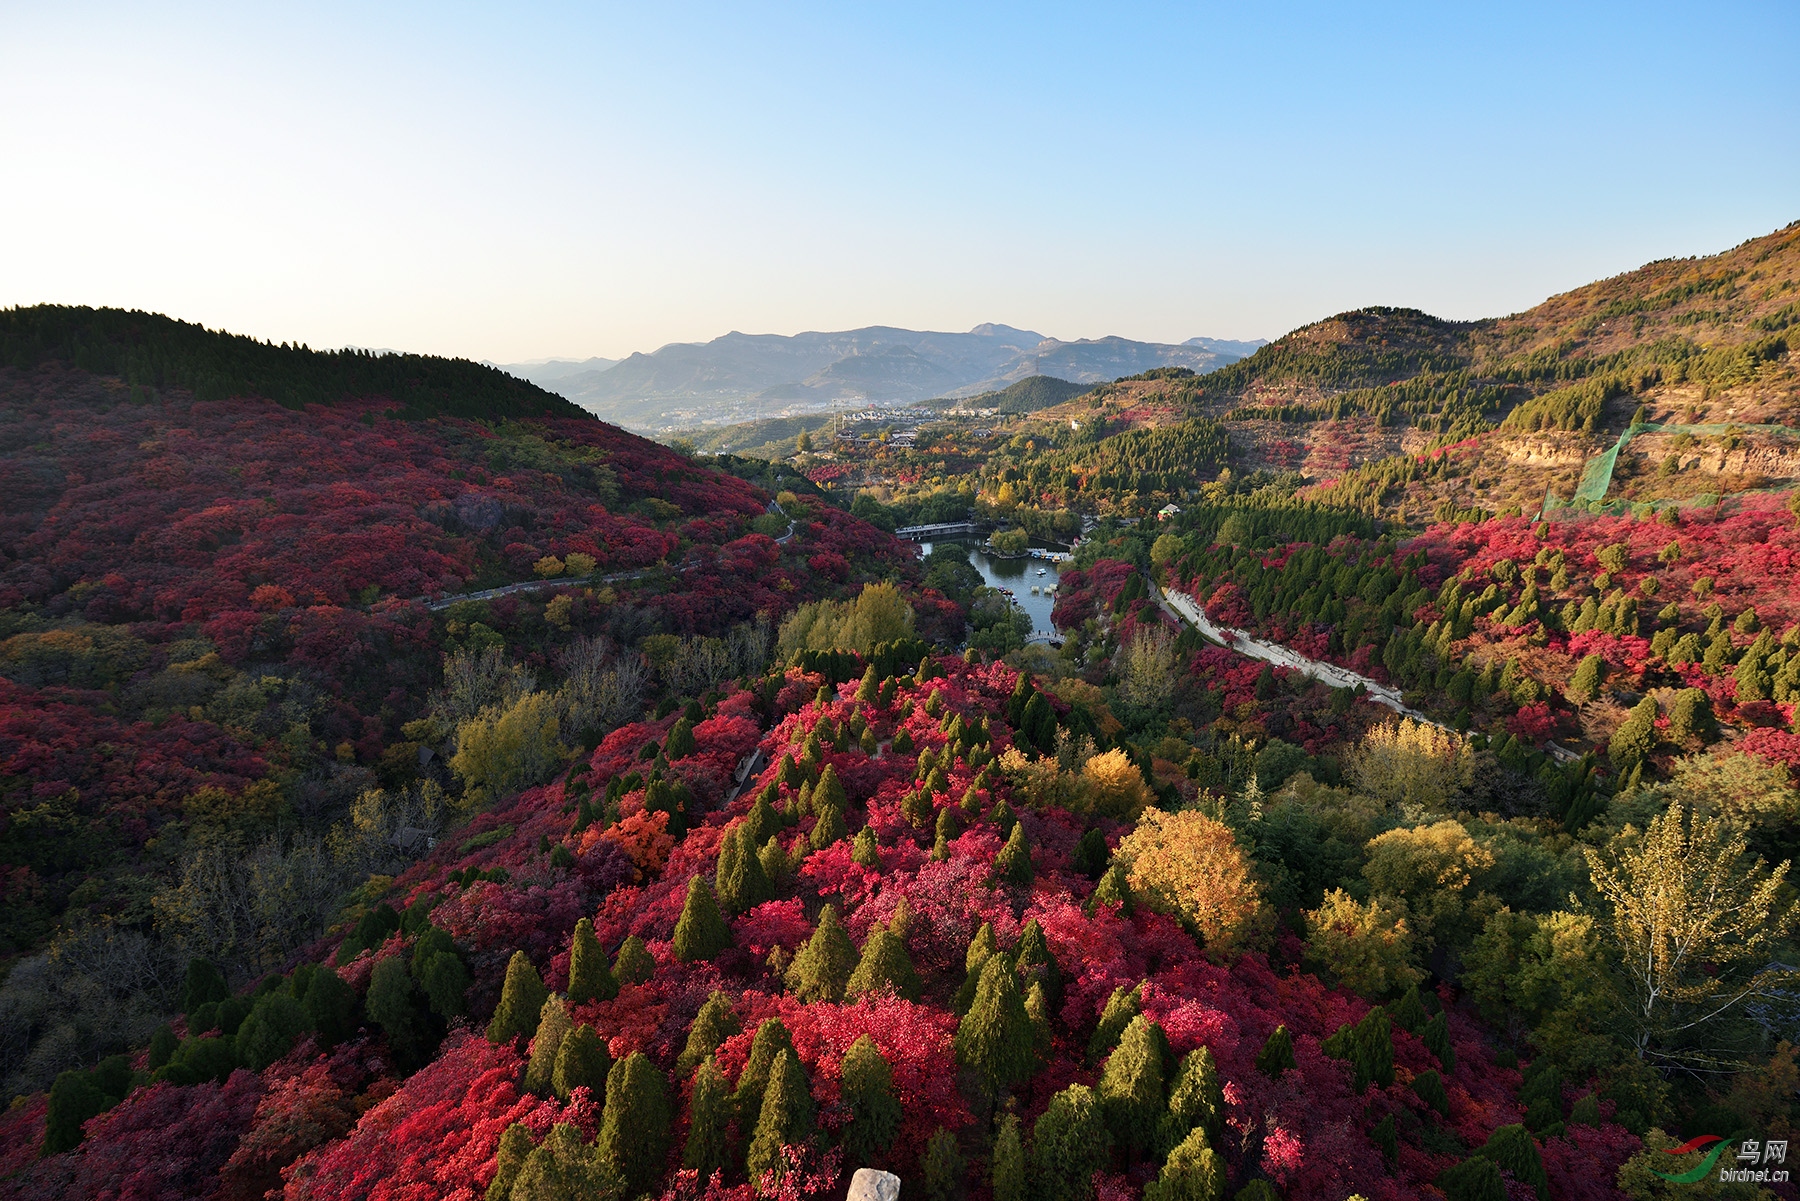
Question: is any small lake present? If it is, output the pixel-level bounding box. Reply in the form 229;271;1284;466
918;539;1066;640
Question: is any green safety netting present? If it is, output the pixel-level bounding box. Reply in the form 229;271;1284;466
1542;421;1800;518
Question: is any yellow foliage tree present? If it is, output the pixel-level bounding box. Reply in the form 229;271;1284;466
451;691;567;807
1118;627;1176;711
1079;749;1153;820
776;582;916;661
1118;808;1262;956
1348;718;1473;809
1304;889;1424;998
1585;804;1798;1067
534;555;566;579
1663;752;1800;835
564;552;597;576
1361;820;1494;946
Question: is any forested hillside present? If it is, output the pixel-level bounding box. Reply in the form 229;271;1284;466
5;228;1800;1201
0;309;934;1099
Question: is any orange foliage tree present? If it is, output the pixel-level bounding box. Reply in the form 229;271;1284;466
1117;807;1263;956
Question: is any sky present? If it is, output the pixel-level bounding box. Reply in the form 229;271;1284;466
1;2;1796;362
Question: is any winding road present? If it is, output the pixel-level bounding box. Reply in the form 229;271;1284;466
417;501;799;612
1154;582;1451;731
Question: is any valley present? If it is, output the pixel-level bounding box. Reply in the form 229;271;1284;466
2;222;1799;1201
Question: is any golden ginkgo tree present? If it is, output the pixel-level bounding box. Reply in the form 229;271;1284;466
1584;803;1799;1072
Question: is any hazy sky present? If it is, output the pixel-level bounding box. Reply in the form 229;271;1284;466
2;2;1796;362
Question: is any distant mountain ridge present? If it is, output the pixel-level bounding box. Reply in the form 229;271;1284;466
510;324;1265;429
487;356;619;389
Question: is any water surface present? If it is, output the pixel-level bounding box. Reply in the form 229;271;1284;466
919;539;1065;639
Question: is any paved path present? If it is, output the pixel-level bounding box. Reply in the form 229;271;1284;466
423;569;646;611
1155;583;1449;730
421;501;799;612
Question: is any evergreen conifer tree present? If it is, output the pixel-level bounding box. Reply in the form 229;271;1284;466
746;1049;815;1192
989;796;1017;838
954;922;999;1013
182;958;229;1014
1423;1011;1456;1073
487;952;550;1045
995;822;1033;885
743;789;779;850
1088;862;1133;915
1029;1084;1111;1201
1436;1157;1507;1201
485;1123;533;1201
510;1121;620;1200
1475;1125;1548;1200
1609;695;1659;772
148;1025;179;1071
666;717;697;759
935;805;959;845
1025;981;1054;1059
523;995;573;1096
1098;1014;1167;1158
921;1127;964;1201
815;763;847;811
369;956;435;1069
1667;687;1712;743
1158;1045;1223;1159
234;994;307;1073
717;824;775;915
857;666;880;704
733;1017;796;1123
1413;1068;1450;1116
846;925;922;1001
673;876;733;963
1372;1111;1397;1166
567;918;618;1005
1254;1025;1294;1077
1011;918;1062;1007
839;1034;901;1166
809;800;848;850
991;1113;1025;1201
1254;663;1277;701
1323;1006;1394;1091
678;990;741;1077
1087;983;1142;1062
684;1055;733;1177
1143;1126;1226;1201
43;1069;110;1155
890;895;915;944
614;934;655;984
1390;982;1427;1033
758;837;791;887
597;1052;671;1196
1567;654;1603;704
552;1023;611;1102
1022;693;1057;753
1072;828;1109;879
852;825;881;868
1007;674;1034;725
954;955;1035;1095
716;823;744;905
787;904;856;1002
300;957;363;1044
